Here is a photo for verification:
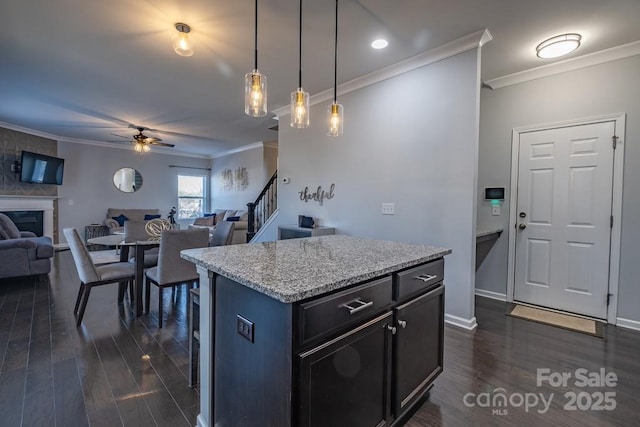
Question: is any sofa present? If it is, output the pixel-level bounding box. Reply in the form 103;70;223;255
0;213;53;279
190;209;249;244
104;208;162;234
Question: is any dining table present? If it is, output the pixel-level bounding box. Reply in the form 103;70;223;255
87;234;160;316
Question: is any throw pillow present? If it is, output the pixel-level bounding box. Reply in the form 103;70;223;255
0;214;21;239
144;214;162;220
193;216;215;226
226;216;240;222
112;214;129;227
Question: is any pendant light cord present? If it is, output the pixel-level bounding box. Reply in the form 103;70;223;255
254;0;258;69
298;0;303;89
333;0;338;103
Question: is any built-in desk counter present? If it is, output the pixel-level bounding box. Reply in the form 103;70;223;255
182;235;451;427
476;227;503;270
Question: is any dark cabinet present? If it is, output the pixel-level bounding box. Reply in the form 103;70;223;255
297;312;393;427
392;285;444;416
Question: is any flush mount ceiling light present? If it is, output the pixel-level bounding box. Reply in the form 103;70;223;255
172;23;194;57
245;0;267;117
371;39;388;49
536;33;581;59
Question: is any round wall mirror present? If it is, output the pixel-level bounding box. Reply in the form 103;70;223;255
113;168;143;193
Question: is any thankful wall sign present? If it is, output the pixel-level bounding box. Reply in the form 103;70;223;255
299;184;335;205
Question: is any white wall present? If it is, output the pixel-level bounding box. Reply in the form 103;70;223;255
57;142;211;240
210;144;272;211
273;49;482;326
477;54;640;323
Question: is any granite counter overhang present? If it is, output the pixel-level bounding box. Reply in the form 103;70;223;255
181;235;451;303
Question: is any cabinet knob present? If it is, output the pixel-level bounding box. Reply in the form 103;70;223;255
387;325;397;335
397;320;407;329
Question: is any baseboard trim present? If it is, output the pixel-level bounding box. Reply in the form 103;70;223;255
475;289;507;301
445;314;478;330
616;317;640;332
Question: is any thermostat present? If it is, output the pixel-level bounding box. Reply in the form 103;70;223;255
484;187;505;200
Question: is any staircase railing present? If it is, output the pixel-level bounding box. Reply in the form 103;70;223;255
247;170;277;242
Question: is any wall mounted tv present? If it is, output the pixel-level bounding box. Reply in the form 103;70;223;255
19;151;65;185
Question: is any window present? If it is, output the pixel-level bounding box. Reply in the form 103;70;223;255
177;175;206;219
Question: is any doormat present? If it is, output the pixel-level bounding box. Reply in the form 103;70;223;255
507;304;605;338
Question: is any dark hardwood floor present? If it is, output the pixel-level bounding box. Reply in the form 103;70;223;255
1;250;639;426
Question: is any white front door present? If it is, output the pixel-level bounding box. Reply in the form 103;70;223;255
514;121;615;319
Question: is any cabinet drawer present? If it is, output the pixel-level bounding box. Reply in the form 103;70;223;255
394;258;444;301
298;276;392;345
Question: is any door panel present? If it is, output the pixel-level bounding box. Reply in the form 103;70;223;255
514;121;614;318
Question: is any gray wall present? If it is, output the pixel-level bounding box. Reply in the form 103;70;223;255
274;49;482;324
477;54;640;322
57;141;211;241
210;144;276;212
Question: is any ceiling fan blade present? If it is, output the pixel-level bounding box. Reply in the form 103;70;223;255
110;133;131;140
150;141;175;148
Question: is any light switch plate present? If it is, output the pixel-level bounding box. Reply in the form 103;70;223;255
491;205;500;216
382;203;395;215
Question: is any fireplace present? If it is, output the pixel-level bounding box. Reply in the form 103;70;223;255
0;196;56;240
0;210;44;236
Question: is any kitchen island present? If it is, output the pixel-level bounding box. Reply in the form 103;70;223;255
182;235;451;427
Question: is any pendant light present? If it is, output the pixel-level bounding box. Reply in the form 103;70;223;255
172;23;194;57
290;0;309;128
245;0;267;117
327;0;343;137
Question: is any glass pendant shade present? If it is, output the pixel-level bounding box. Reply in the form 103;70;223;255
327;102;343;136
290;89;309;128
134;142;150;153
245;70;267;117
172;23;194;57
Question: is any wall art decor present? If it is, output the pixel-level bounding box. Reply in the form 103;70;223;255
299;183;335;205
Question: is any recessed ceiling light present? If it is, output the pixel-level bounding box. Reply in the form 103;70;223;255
371;39;388;50
536;33;581;59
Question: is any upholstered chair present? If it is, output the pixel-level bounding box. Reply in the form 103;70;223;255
209;221;235;247
124;220;159;267
63;228;136;326
144;228;209;328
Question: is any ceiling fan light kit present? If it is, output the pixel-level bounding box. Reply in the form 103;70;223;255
245;0;268;117
536;33;581;59
173;23;194;57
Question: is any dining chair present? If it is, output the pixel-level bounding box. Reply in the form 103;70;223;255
63;228;136;326
209;221;235;246
144;228;209;328
124;220;159;267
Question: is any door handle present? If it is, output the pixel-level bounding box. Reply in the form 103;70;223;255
518;223;527;230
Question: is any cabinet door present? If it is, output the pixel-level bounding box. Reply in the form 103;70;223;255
393;284;444;416
297;312;393;427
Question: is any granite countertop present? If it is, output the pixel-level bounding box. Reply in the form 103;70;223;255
181;235;451;303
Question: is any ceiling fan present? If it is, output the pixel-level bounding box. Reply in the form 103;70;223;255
109;126;176;152
130;126;175;152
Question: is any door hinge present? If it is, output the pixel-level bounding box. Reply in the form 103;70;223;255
612;135;619;149
610;215;614;228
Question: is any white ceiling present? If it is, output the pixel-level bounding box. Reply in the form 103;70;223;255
1;0;640;157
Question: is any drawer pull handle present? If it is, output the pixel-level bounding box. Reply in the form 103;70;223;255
414;274;437;283
340;299;374;315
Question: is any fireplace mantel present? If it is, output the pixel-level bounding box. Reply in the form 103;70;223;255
0;195;57;239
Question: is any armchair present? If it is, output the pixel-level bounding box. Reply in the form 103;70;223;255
0;213;53;279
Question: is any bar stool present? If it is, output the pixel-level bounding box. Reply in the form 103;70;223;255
189;287;200;388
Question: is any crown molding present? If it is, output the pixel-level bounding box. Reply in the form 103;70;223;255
484;39;640;90
273;29;492;117
211;141;274;159
0;121;210;159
